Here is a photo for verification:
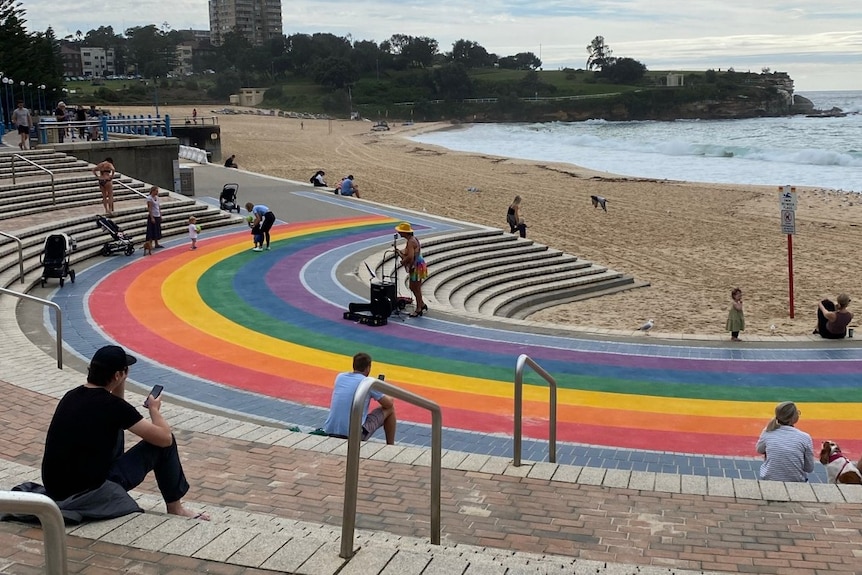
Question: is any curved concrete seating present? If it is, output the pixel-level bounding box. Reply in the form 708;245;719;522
364;228;645;318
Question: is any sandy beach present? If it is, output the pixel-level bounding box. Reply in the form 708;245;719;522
119;105;862;336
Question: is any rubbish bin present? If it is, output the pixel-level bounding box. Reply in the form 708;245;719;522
179;167;195;196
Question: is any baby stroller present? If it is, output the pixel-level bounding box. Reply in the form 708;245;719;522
96;215;135;256
220;183;241;213
40;233;76;288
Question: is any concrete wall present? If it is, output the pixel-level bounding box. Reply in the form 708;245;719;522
170;124;223;164
48;137;180;192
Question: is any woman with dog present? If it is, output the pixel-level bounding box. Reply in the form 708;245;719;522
755;401;815;482
813;293;852;338
145;186;163;250
506;195;527;238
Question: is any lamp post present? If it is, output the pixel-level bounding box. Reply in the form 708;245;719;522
3;77;13;128
0;73;4;129
38;85;45;114
19;81;25;109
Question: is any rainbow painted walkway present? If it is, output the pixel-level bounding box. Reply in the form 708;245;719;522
49;172;862;481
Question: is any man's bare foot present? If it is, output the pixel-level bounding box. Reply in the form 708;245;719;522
166;501;210;521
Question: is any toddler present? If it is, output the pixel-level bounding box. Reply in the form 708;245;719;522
188;216;201;250
726;287;744;341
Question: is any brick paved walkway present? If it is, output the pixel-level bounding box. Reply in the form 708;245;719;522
4;379;862;574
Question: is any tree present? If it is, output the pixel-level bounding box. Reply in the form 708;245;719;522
498;52;541;70
602;57;646;84
586;35;615;70
450;39;493;68
430;62;474;100
0;0;63;108
312;56;358;89
125;25;177;78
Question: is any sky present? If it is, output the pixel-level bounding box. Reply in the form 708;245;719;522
21;0;862;91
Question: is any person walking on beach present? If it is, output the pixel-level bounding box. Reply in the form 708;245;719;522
396;222;428;317
245;202;275;251
726;287;744;342
814;293;852;338
506;195;527;238
12;101;32;150
92;157;116;216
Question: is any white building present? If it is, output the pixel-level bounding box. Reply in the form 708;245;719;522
81;47;115;77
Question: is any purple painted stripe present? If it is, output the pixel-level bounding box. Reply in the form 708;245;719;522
263;231;859;375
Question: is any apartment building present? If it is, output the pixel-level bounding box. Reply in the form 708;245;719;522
208;0;283;46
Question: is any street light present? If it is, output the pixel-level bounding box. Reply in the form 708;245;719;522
19;81;25;109
38;85;46;113
2;77;13;128
0;72;4;129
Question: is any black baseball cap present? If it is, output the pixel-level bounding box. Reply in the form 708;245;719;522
90;345;137;372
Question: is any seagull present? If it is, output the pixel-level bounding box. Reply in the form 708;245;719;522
590;195;608;212
638;319;654;333
770;324;776;335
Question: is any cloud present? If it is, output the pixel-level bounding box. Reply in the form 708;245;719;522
20;0;862;90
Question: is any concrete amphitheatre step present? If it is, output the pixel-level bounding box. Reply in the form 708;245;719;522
0;163;241;288
363;229;645;318
0;459;726;575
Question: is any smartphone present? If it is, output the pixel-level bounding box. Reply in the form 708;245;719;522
378;374;385;381
143;384;164;408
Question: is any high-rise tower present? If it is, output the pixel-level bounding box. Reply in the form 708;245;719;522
209;0;283;46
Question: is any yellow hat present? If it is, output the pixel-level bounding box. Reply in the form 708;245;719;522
395;222;414;234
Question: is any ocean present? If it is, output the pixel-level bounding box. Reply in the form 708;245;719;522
410;90;862;193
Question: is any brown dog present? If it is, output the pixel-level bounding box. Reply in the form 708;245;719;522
143;240;153;256
819;441;862;484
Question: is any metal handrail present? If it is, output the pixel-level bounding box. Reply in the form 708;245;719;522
0;230;25;283
341;377;442;559
513;354;558;467
0;491;68;574
112;178;149;199
11;154;56;205
0;287;63;369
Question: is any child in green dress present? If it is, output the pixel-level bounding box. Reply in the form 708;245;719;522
726;287;744;341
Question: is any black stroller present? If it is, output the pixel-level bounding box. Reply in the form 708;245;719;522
96;215;135;256
40;233;76;288
220;183;241;213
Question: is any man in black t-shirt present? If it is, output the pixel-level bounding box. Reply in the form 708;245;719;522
41;345;209;520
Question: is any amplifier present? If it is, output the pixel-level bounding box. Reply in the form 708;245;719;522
370;282;396;318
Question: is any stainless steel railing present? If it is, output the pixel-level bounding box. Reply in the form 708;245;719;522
340;376;442;559
0;491;68;574
11;154;56;205
0;230;25;283
0;287;63;369
513;354;558;467
113;178;149;199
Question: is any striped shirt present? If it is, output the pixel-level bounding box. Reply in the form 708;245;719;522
755;425;815;482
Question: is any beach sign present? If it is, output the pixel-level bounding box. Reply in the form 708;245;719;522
781;209;796;234
779;185;797;210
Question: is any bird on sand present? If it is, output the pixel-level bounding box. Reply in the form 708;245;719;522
591;195;608;212
638;319;654;333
